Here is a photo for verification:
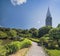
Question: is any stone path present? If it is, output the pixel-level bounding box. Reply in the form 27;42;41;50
26;42;47;56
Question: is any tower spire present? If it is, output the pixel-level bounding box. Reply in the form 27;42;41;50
45;7;52;26
46;7;51;17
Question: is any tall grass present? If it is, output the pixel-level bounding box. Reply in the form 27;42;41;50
0;38;32;56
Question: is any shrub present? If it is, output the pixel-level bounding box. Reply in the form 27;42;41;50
5;41;21;54
29;38;39;43
46;49;60;56
49;28;60;41
0;46;7;56
21;39;32;48
5;39;32;54
39;37;48;46
0;31;8;39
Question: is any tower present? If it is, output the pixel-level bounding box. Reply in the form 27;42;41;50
46;8;52;26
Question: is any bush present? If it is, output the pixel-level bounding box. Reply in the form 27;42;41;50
0;46;7;56
0;31;8;39
43;34;49;37
5;41;21;54
49;28;60;41
39;37;48;46
29;38;39;43
48;40;59;49
21;39;32;48
5;39;32;55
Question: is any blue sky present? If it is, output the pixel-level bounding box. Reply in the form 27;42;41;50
0;0;60;29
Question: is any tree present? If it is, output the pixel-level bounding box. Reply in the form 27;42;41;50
57;24;60;28
29;28;38;37
22;29;29;34
49;28;60;48
49;28;60;41
9;29;17;39
38;26;52;37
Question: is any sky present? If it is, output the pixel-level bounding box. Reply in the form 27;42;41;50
0;0;60;29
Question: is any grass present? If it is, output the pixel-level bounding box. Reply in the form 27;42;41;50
46;49;60;56
28;37;39;43
0;39;13;45
0;38;32;56
9;48;29;56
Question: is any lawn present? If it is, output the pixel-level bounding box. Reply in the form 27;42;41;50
46;49;60;56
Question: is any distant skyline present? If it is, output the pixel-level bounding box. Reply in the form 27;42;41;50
0;0;60;29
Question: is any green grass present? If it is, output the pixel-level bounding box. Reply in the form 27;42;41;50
0;38;32;56
46;49;60;56
28;38;39;43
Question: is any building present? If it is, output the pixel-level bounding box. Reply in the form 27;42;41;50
45;8;52;26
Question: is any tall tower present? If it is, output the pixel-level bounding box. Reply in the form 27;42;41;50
46;8;52;26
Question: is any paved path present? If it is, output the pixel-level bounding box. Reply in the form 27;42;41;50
26;42;47;56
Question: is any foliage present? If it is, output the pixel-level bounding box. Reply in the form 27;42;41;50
9;29;17;38
21;39;32;48
46;49;60;56
49;28;60;41
5;41;21;54
43;34;49;37
0;46;7;56
57;24;60;28
29;28;38;37
0;31;8;39
28;38;39;43
47;40;59;49
39;37;49;46
5;39;32;55
39;37;59;49
38;26;52;37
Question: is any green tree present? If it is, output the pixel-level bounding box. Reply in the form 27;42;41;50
49;28;60;48
38;26;52;37
9;29;17;39
49;28;60;41
22;29;29;34
29;28;38;37
57;24;60;28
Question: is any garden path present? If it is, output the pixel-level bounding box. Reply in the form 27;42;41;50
26;42;47;56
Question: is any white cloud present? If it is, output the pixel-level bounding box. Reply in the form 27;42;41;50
11;0;27;6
